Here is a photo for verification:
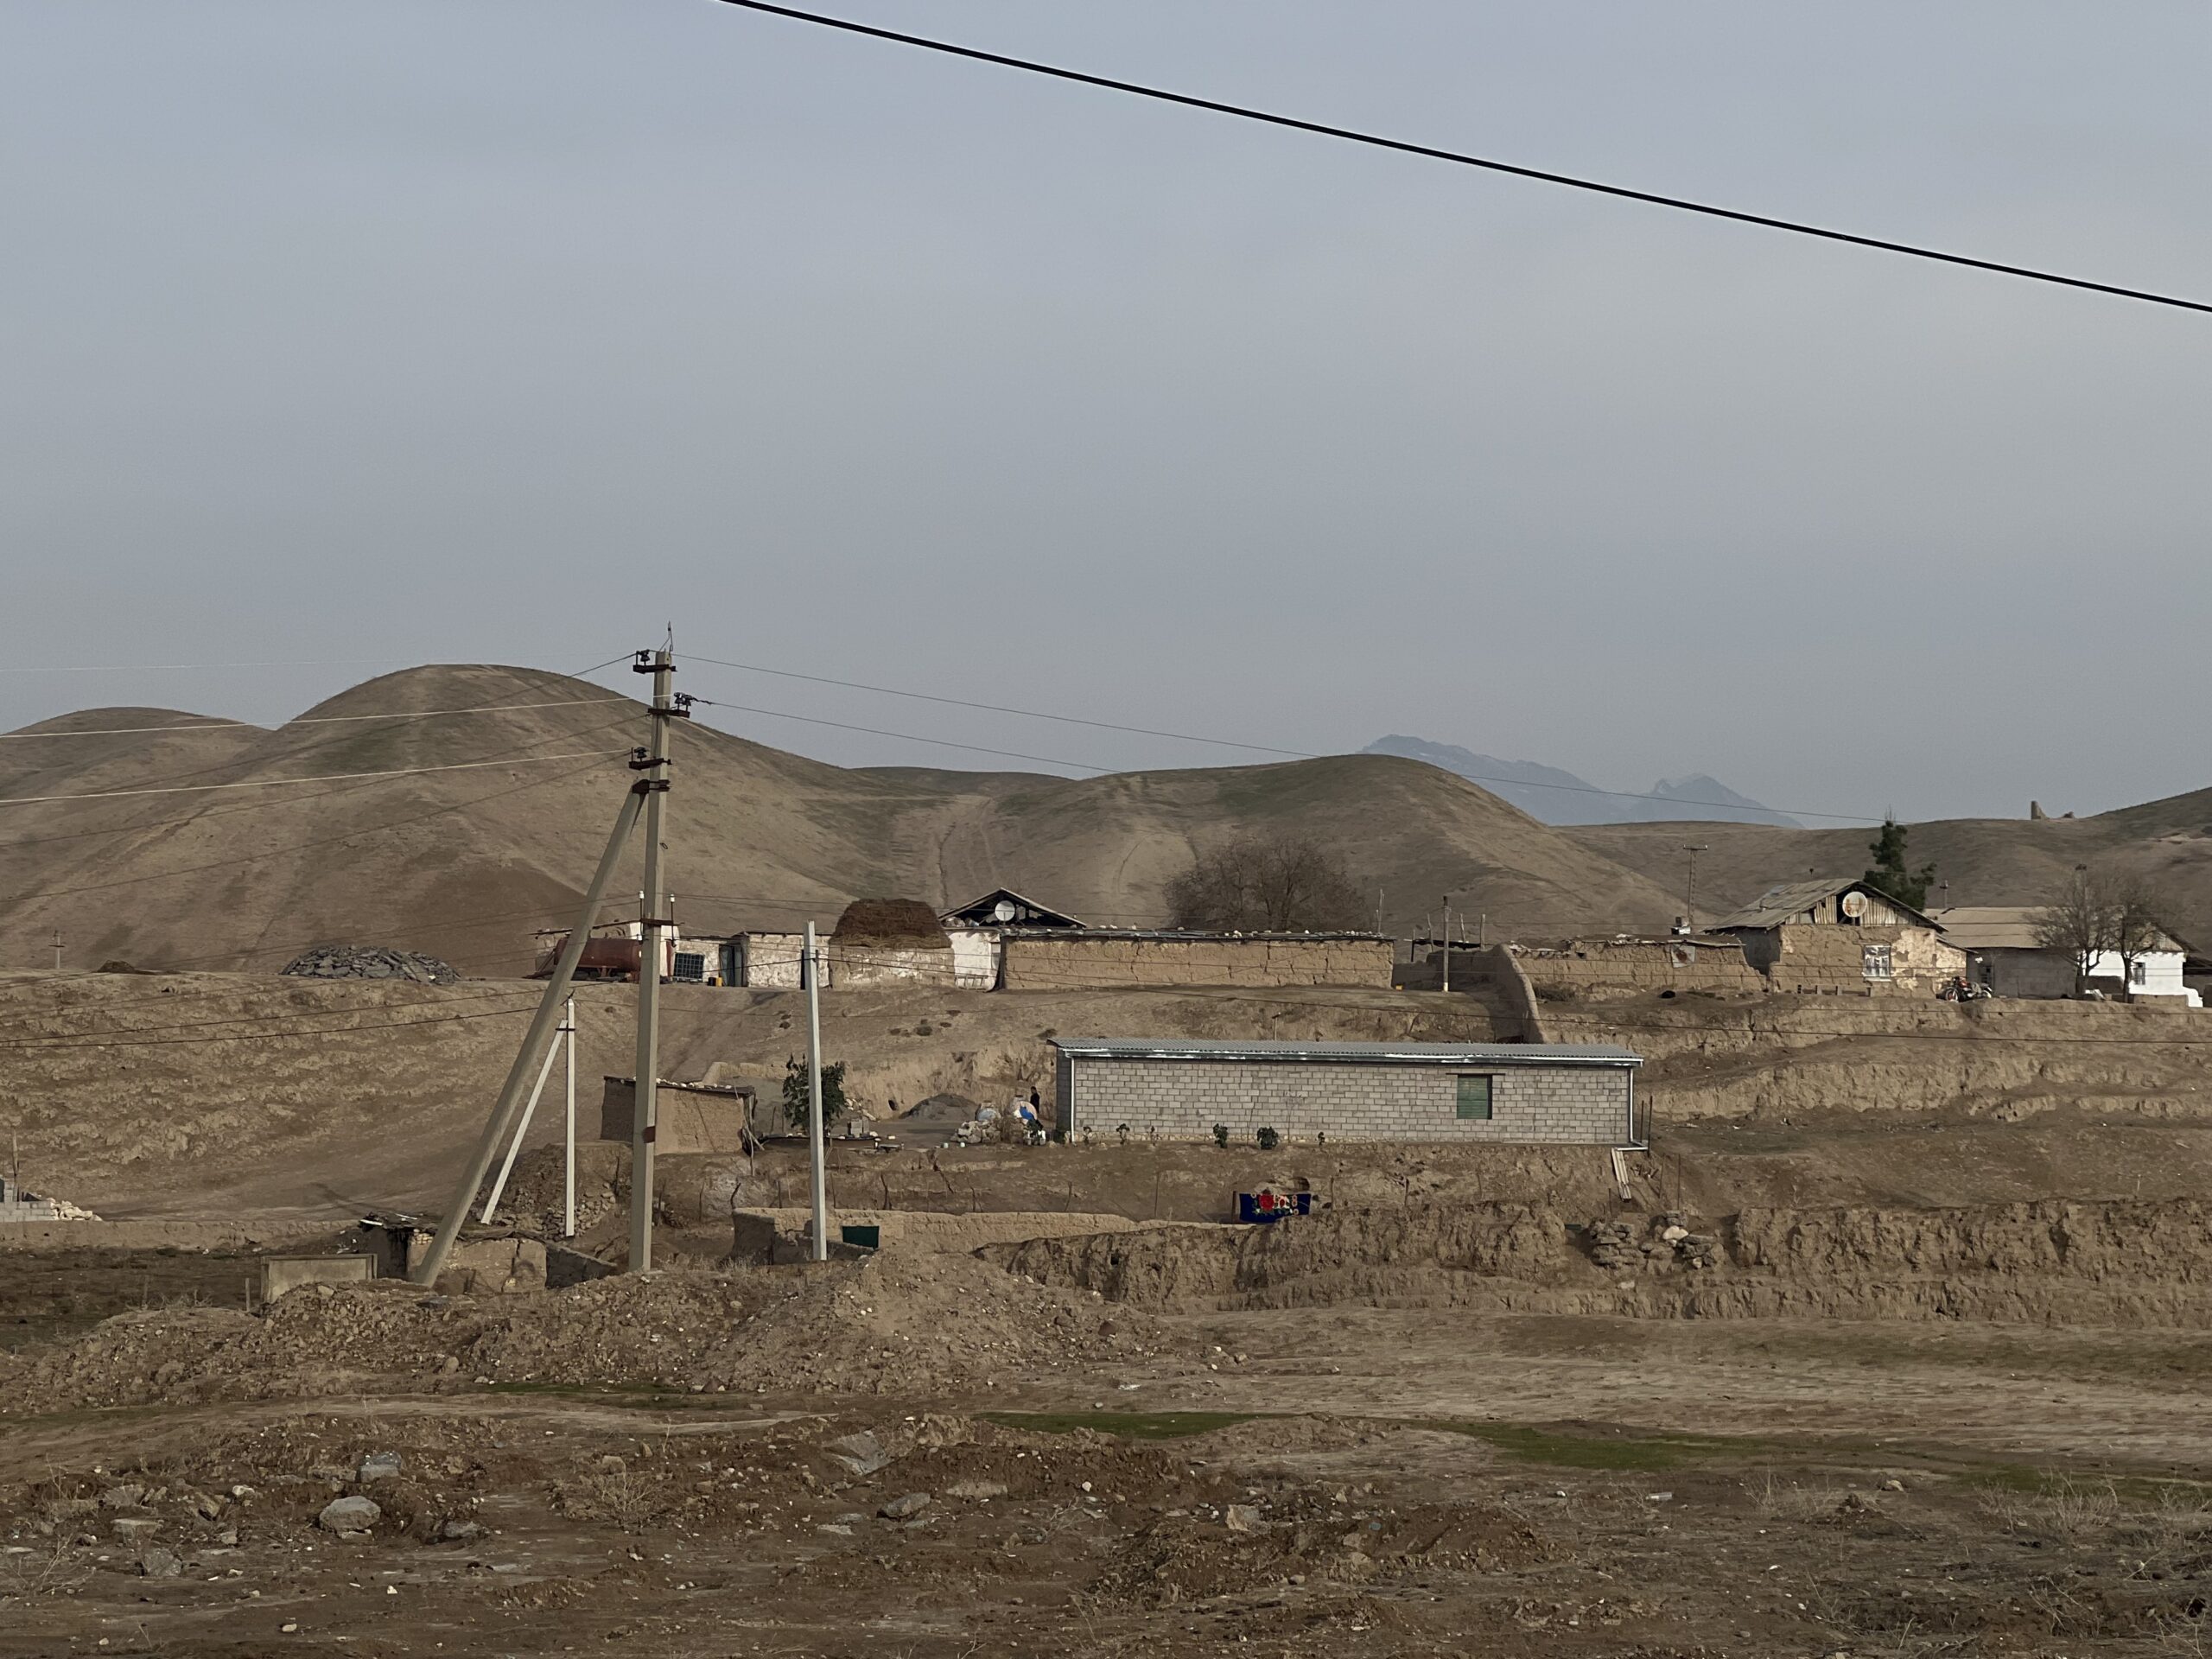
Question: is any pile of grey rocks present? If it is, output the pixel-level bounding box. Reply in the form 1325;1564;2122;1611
281;944;461;985
1583;1213;1723;1273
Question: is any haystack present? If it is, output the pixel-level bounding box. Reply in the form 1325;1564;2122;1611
832;898;950;949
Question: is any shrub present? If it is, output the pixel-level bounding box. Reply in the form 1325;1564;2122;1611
782;1055;849;1132
1255;1127;1281;1152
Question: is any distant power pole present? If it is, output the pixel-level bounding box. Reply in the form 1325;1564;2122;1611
1440;895;1452;995
1681;845;1710;932
52;930;62;971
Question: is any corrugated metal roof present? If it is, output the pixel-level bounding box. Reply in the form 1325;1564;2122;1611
1709;877;1938;931
1930;906;2188;955
1006;929;1389;942
1051;1038;1641;1067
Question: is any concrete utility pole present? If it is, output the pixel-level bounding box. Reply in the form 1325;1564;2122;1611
1440;895;1452;995
481;1024;567;1223
52;930;61;971
804;921;830;1262
1681;845;1710;932
563;994;577;1240
629;646;677;1275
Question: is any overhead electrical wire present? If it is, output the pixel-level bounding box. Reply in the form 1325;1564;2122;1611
712;0;2212;317
0;1001;540;1054
674;657;1880;824
0;696;630;743
681;696;1117;776
0;748;628;809
0;715;639;853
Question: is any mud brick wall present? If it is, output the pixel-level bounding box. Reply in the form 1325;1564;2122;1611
1062;1058;1632;1144
1514;939;1766;1001
1745;925;1967;996
1001;936;1394;991
598;1078;758;1154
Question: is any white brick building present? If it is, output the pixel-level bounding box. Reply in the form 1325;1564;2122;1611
1052;1039;1643;1146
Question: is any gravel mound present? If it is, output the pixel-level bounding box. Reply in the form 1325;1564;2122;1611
0;1253;1164;1410
280;944;461;985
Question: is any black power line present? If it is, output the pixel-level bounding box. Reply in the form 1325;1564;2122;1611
673;656;1878;824
713;0;2212;317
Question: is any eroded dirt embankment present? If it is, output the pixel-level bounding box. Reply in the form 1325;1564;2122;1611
1541;995;2212;1125
988;1197;2212;1328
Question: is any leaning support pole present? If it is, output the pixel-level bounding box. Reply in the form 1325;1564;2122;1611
480;1033;563;1224
410;783;646;1287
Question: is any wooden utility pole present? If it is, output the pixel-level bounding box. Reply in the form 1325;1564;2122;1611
1440;895;1452;994
1681;844;1710;931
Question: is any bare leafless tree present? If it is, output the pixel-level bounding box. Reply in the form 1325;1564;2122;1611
2033;868;2113;997
1165;834;1366;932
2032;867;2175;997
2110;873;2175;996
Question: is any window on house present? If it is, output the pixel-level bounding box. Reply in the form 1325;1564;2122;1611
1456;1075;1493;1120
1861;943;1894;982
2129;960;2148;986
672;951;707;982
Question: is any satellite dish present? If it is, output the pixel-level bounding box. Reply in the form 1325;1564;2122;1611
992;899;1019;924
1840;891;1870;919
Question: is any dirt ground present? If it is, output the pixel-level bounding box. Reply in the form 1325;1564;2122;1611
10;1185;2212;1656
8;973;2212;1655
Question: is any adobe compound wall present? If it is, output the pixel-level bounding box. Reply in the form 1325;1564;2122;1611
1060;1056;1632;1145
1512;938;1767;1001
1743;924;1966;996
1003;935;1393;992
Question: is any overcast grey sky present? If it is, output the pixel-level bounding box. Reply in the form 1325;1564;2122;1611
6;1;2208;824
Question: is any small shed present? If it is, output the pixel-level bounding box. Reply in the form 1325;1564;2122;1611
1052;1038;1643;1146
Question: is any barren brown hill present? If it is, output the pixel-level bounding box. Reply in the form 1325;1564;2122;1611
0;664;1677;974
1570;796;2212;947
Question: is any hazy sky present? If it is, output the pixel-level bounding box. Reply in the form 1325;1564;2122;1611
8;1;2209;826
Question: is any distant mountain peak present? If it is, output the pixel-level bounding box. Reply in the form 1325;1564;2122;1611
1363;737;1799;828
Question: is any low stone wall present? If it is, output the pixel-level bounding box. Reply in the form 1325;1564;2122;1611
1002;935;1393;991
729;1206;1141;1264
260;1255;377;1301
830;943;957;988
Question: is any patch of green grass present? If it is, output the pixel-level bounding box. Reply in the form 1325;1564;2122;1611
980;1409;1263;1440
482;1380;713;1411
1445;1421;1770;1471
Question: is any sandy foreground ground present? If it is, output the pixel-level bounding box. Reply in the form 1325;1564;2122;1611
8;970;2212;1656
6;1219;2212;1659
